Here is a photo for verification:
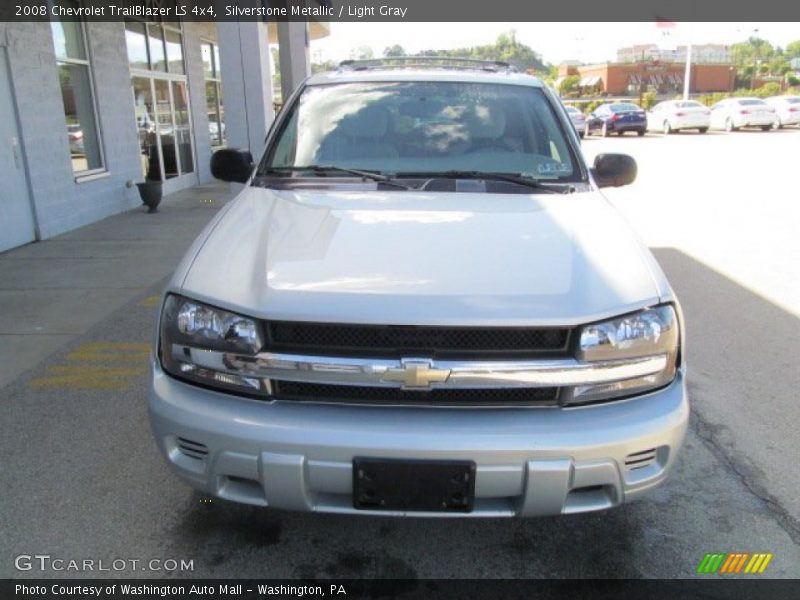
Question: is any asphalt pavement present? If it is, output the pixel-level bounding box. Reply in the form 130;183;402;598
1;129;798;579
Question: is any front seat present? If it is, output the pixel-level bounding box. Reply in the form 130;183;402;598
317;105;399;163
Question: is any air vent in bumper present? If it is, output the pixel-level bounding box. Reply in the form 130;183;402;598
177;437;209;460
624;448;657;470
271;381;560;406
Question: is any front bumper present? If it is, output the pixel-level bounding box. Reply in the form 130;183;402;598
149;361;689;517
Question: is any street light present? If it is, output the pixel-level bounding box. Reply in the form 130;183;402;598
751;28;760;90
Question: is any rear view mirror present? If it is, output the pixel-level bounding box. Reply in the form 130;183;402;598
591;153;637;188
210;148;254;183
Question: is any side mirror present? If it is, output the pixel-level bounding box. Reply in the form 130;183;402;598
591;153;637;188
210;148;254;183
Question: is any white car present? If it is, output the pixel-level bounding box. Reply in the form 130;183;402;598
709;97;776;132
765;95;800;129
151;60;688;517
564;105;586;138
647;100;711;134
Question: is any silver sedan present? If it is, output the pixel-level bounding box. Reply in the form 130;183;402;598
564;105;586;138
647;100;711;134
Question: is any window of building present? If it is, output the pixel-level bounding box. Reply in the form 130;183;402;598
126;18;194;182
202;41;226;147
51;3;104;175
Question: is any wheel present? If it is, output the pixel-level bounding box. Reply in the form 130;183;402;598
760;125;771;131
584;123;591;137
601;122;608;137
663;121;672;135
725;118;736;132
637;129;645;137
698;127;708;134
773;119;782;130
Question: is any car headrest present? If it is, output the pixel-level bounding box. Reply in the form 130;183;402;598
337;106;390;139
468;104;506;140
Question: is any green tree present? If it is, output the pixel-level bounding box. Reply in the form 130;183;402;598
785;40;800;58
558;75;580;97
350;45;374;60
641;90;658;110
383;45;406;57
311;60;338;74
418;32;547;71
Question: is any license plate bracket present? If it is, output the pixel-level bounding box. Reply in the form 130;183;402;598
353;458;475;512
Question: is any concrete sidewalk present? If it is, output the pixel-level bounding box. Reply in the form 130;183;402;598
0;182;235;389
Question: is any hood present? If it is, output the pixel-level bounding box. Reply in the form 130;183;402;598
179;186;664;326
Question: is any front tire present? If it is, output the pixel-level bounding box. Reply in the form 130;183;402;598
637;129;645;136
773;119;782;130
760;125;771;131
601;122;609;137
698;127;708;133
663;121;672;135
584;123;591;137
725;118;736;133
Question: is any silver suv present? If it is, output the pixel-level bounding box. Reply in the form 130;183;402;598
149;58;687;517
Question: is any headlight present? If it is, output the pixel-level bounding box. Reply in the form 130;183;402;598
159;294;267;395
566;305;679;405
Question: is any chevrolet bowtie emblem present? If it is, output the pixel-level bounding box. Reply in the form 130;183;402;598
381;360;451;390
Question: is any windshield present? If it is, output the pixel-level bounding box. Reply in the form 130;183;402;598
261;81;579;181
738;99;767;106
610;103;641;113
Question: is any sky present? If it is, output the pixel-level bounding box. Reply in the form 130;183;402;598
310;22;800;66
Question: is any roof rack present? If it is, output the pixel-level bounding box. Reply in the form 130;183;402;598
338;56;518;73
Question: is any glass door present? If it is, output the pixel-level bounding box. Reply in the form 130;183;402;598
171;81;194;175
126;19;196;189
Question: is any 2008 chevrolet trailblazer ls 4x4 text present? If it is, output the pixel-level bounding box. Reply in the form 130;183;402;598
149;58;688;517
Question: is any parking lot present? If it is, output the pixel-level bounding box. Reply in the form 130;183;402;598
1;128;799;579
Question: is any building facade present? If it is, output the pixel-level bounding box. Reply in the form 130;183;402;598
0;15;327;253
558;61;736;97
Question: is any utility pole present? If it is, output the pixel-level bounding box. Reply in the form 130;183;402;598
682;42;692;100
751;28;760;90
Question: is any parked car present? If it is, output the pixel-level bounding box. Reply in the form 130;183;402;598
647;100;711;134
584;102;647;137
67;124;84;155
209;121;226;145
150;59;688;518
765;95;800;129
709;97;776;132
564;105;586;138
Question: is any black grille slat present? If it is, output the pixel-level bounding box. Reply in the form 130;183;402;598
267;322;571;358
177;438;209;459
271;381;559;406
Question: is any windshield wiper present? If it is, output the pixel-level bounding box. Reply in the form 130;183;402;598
400;171;574;193
260;165;411;190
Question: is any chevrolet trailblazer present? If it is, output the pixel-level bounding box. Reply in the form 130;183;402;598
149;58;688;516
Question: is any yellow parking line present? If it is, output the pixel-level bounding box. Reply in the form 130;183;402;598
30;365;146;389
65;342;150;363
140;295;161;308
